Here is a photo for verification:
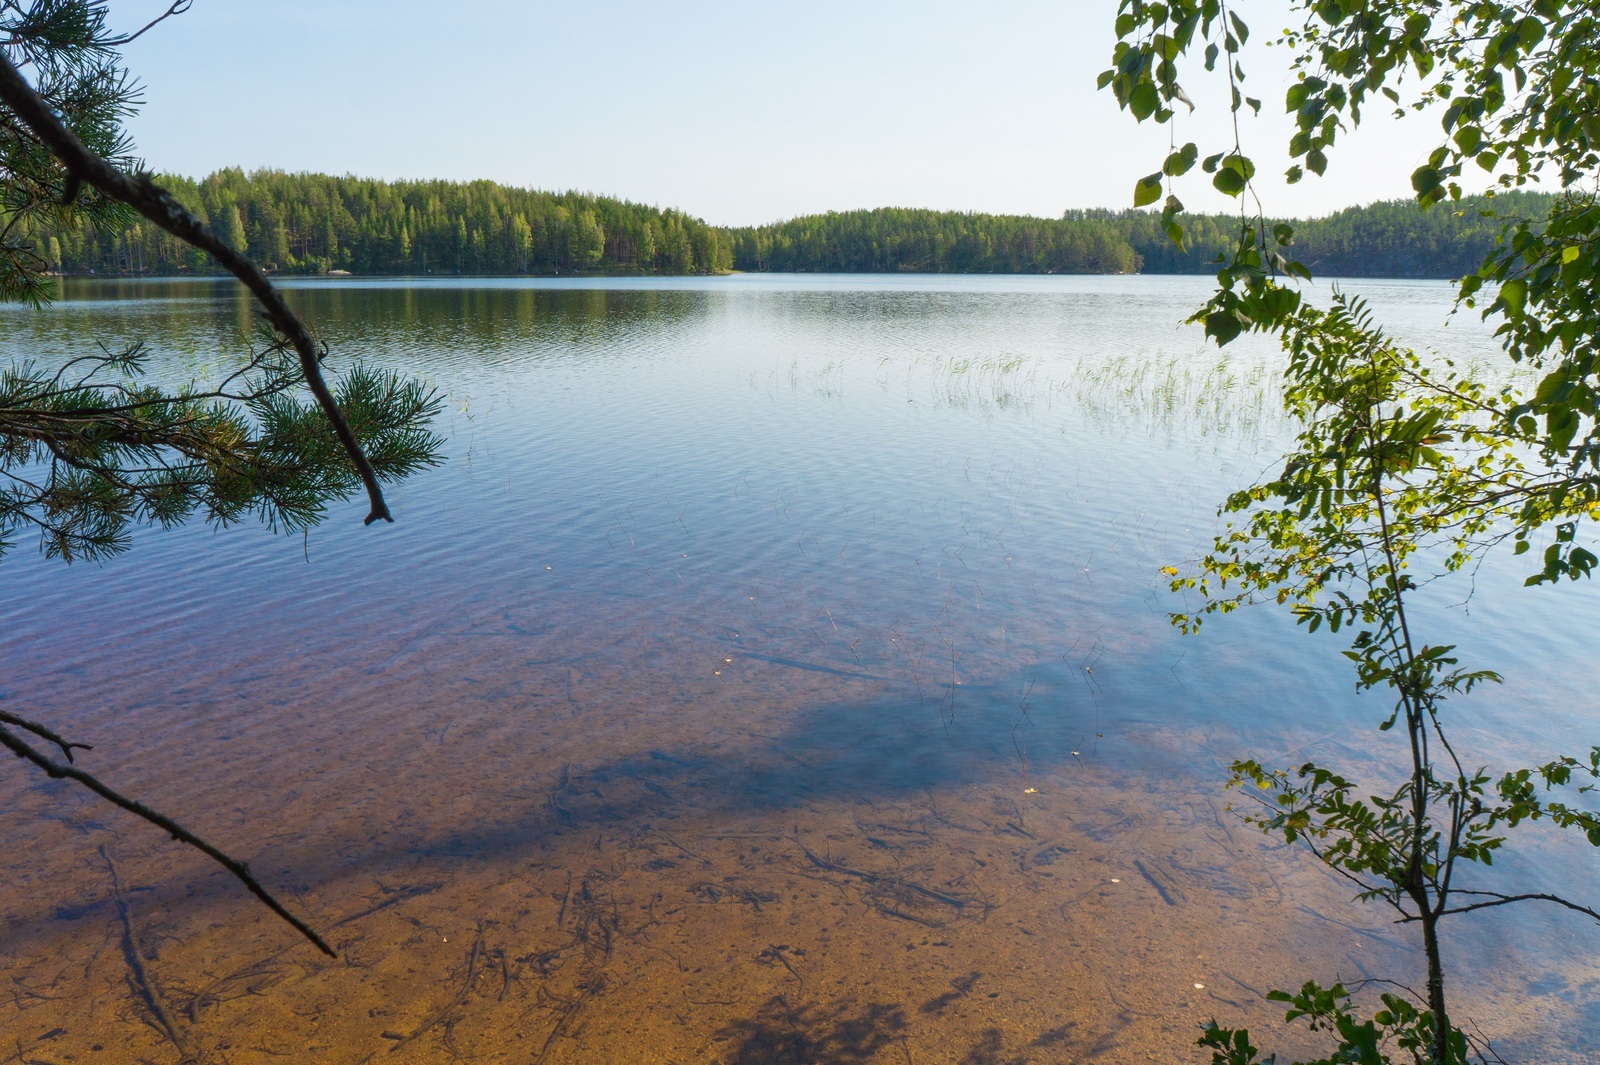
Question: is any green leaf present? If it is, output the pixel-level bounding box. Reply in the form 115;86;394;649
1130;78;1159;121
1213;168;1246;196
1133;172;1165;207
1223;154;1256;181
1411;165;1443;197
1517;15;1547;50
1164;142;1199;176
1228;10;1249;45
1499;278;1527;317
1205;310;1243;344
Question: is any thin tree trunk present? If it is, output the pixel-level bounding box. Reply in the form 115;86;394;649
1421;907;1451;1063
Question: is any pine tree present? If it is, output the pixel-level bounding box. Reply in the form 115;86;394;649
0;0;444;956
219;203;247;253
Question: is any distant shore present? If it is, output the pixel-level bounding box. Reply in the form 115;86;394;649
35;170;1551;284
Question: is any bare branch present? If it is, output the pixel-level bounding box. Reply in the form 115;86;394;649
104;0;192;47
0;720;336;956
0;707;88;760
1420;889;1600;924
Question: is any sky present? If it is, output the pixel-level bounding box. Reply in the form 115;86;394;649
112;0;1444;227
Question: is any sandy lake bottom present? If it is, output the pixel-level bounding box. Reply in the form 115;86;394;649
3;276;1598;1062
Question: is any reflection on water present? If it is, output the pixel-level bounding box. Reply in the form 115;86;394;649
1;275;1597;1062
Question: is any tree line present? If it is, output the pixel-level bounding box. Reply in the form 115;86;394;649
1121;190;1553;278
34;168;1554;280
41;168;734;277
730;193;1554;278
725;206;1144;274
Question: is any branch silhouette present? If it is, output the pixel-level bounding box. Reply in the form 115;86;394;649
0;44;425;957
0;708;335;956
0;50;393;525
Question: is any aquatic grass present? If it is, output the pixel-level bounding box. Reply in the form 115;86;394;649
927;353;1039;411
811;359;846;397
769;344;1304;443
1058;349;1284;439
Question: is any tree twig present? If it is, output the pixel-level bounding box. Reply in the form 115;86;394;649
0;719;335;956
0;707;89;760
104;0;193;46
1425;890;1600;923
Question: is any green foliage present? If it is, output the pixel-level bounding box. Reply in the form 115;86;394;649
1171;295;1546;634
1199;983;1468;1065
1126;194;1551;280
1162;293;1600;1064
0;4;444;561
1491;747;1600;845
0;0;140;305
1104;0;1600;345
726;206;1144;274
1106;1;1600;1060
0;334;442;561
40;168;733;276
28;176;1538;282
724;203;1526;279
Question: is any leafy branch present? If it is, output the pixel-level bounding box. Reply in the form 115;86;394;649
1168;293;1600;1062
1106;2;1600;1061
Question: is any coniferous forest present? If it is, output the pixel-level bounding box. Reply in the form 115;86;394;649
727;192;1552;278
45;169;734;277
37;168;1552;280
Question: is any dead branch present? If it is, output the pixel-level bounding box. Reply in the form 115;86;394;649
0;707;89;760
0;716;335;957
383;923;487;1056
103;847;199;1061
533;979;600;1065
104;0;193;46
792;833;972;911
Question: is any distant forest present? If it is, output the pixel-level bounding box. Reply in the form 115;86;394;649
42;169;734;277
727;194;1553;278
34;169;1554;280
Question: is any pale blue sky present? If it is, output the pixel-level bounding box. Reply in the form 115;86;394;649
113;1;1442;226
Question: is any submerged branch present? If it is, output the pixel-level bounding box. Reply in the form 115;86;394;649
1429;889;1600;923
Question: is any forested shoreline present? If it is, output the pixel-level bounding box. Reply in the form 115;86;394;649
728;193;1552;278
36;168;1553;280
43;169;735;277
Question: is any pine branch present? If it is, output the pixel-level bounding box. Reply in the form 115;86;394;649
0;51;394;525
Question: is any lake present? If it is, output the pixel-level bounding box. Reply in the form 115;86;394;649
2;274;1596;1063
